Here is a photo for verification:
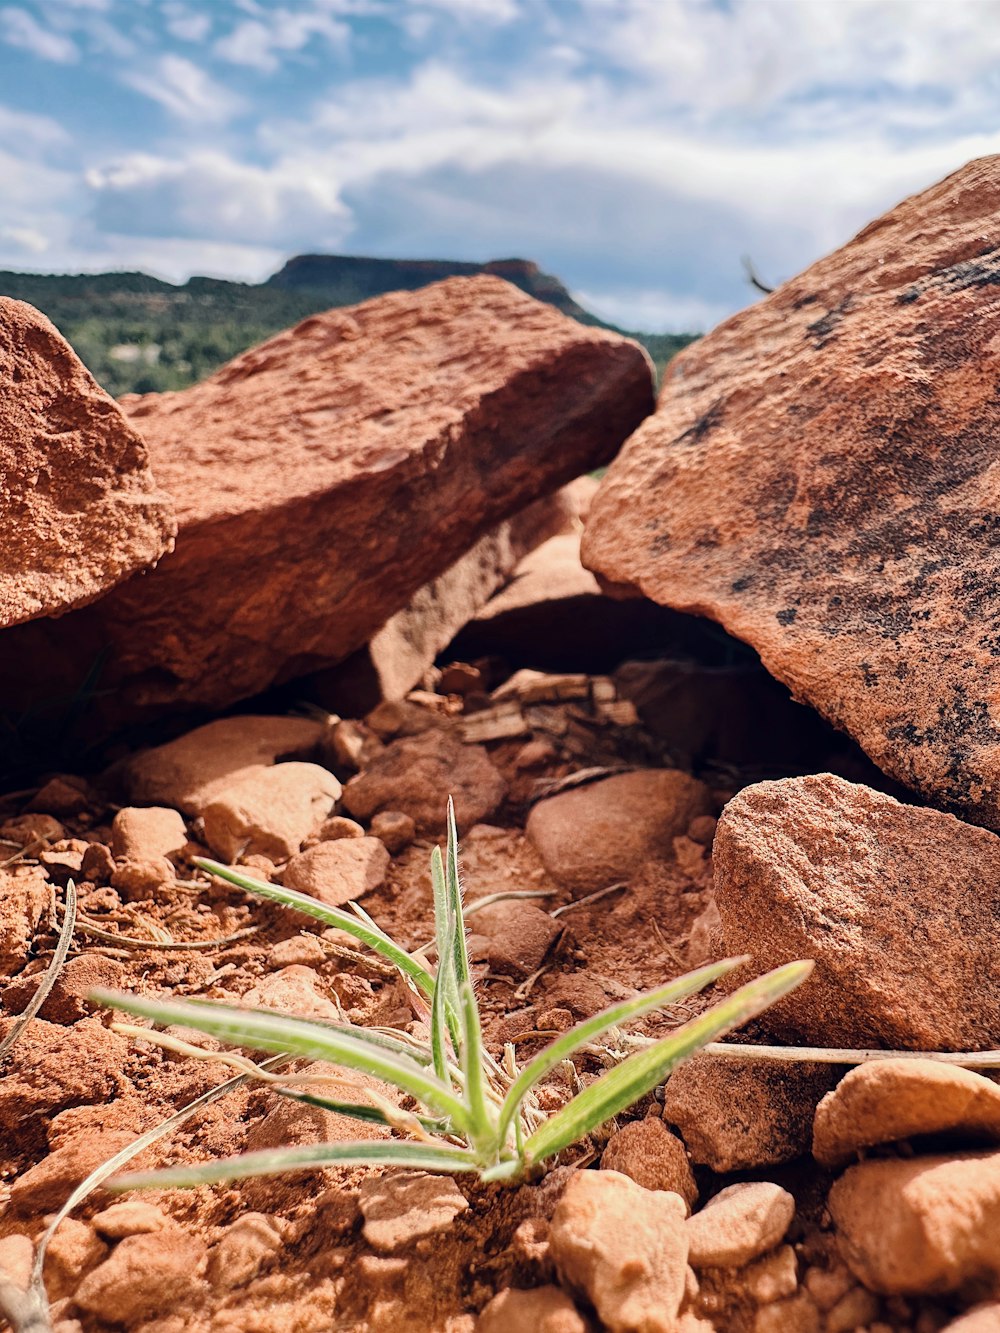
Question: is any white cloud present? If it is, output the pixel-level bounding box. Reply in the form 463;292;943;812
214;8;350;72
122;53;246;123
0;225;50;254
0;6;77;61
413;0;519;22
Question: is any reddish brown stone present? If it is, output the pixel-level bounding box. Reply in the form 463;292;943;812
583;156;1000;828
714;773;1000;1050
1;277;651;731
0;297;174;628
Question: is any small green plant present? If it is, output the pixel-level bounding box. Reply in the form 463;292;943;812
93;801;811;1190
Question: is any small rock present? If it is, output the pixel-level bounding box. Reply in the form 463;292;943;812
110;806;187;861
209;1212;283;1289
662;1054;838;1171
813;1059;1000;1168
366;699;442;740
742;1245;798;1305
471;900;561;979
0;866;50;971
73;1232;208;1325
829;1150;1000;1294
514;738;558;770
2;953;125;1024
600;1118;698;1211
328;718;383;772
269;934;328;968
91;1201;171;1238
202;762;341;862
10;1132;136;1214
439;663;484;697
687;816;717;847
359;1172;468;1253
343;729;507;835
714;774;1000;1049
123;715;324;812
824;1286;881;1333
802;1264;854;1313
315;815;366;842
527;769;713;894
243;966;341;1021
27;777;94;817
686;1182;794;1270
80;842;115;882
0;814;65;845
476;1285;594;1332
283;837;389;906
550;1169;688;1333
42;1217;107;1296
111;856;174;899
369;810;416;855
752;1294;820;1333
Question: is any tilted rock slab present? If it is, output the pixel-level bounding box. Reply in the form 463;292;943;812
0;277;652;730
714;773;1000;1051
583;156;1000;829
0;297;174;628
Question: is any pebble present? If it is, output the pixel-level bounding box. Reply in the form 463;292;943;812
209;1213;284;1289
829;1150;1000;1294
369;809;417;854
91;1201;172;1239
600;1118;698;1212
283;836;389;906
813;1059;1000;1168
476;1285;594;1332
359;1172;469;1253
685;1182;795;1270
110;806;187;862
550;1169;688;1333
73;1232;208;1326
10;1132;136;1215
471;899;561;979
526;769;713;895
202;761;341;861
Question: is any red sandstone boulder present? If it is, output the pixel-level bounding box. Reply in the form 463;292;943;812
714;773;1000;1050
583;156;1000;829
0;277;652;732
0;297;174;628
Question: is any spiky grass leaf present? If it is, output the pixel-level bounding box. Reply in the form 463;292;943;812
90;988;472;1131
523;960;814;1166
112;1139;480;1192
445;799;471;988
273;1086;446;1133
430;845;461;1079
193;859;435;998
495;955;748;1144
458;982;493;1150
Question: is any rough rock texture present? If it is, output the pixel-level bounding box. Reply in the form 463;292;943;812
526;769;713;894
0;296;175;628
714;774;1000;1049
582;156;1000;830
343;729;507;834
600;1118;699;1210
813;1059;1000;1168
0;277;652;730
122;715;325;814
550;1169;688;1333
476;1285;594;1333
312;487;582;714
828;1150;1000;1295
201;762;341;862
662;1054;838;1172
685;1182;795;1270
110;806;187;862
283;837;390;906
359;1172;468;1253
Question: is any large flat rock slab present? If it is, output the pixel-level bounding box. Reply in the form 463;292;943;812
0;276;652;735
583;156;1000;829
0;297;175;628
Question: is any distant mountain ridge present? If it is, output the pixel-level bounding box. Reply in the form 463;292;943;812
0;254;695;397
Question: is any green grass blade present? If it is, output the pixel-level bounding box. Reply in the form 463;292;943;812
91;988;472;1132
445;798;472;988
112;1139;480;1192
459;982;493;1151
194;858;435;998
430;846;458;1082
496;956;748;1145
271;1086;446;1133
523;960;814;1167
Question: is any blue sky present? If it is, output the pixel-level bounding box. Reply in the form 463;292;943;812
3;0;1000;331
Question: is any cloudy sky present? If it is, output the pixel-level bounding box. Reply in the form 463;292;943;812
2;0;1000;332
